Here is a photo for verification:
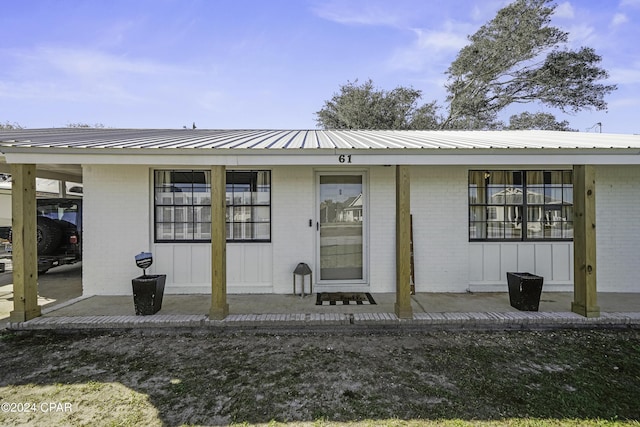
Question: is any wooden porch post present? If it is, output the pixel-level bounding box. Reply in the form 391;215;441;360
572;165;600;317
395;165;413;319
209;165;229;319
10;164;41;322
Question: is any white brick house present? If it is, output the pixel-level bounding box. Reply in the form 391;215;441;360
1;129;639;320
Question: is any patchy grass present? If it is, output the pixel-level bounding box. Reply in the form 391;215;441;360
0;328;639;426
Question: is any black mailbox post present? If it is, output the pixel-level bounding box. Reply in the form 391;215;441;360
506;272;544;311
132;252;166;315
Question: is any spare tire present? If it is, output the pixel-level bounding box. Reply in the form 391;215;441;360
37;216;63;255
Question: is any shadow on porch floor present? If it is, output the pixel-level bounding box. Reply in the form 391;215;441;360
39;291;640;318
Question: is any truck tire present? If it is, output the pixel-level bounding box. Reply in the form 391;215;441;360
37;216;62;255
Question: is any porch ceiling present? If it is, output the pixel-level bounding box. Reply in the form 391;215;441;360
0;156;82;181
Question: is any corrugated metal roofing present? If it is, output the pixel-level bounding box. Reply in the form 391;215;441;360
1;128;640;151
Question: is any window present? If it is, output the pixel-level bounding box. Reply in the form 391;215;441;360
469;170;573;241
226;170;271;242
155;170;212;242
154;170;271;243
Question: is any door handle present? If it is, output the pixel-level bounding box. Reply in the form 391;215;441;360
316;222;319;231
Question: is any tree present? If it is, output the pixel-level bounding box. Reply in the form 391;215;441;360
66;123;105;128
441;0;616;129
315;79;441;130
0;121;23;130
506;112;576;131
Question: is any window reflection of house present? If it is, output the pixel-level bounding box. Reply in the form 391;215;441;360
320;192;363;224
469;170;573;240
339;193;362;222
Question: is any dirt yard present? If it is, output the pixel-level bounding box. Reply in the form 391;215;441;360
0;328;639;426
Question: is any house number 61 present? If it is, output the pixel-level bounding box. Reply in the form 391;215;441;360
338;154;352;163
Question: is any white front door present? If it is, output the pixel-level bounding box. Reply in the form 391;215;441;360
316;172;367;288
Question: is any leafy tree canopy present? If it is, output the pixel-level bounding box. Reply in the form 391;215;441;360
315;79;440;130
442;0;616;129
0;121;23;130
66;123;105;128
506;112;576;131
317;0;617;131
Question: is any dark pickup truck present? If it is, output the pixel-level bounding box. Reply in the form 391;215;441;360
0;198;82;274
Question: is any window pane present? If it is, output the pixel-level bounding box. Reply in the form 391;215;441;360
488;186;505;204
563;187;573;204
156;223;174;240
563;170;573;184
470;206;487;222
487;171;505;185
563;222;574;238
505;223;522;239
487;206;503;221
156;207;173;223
527;222;544;239
194;222;211;240
194;206;211;223
545;188;563;204
256;171;271;204
155;188;174;205
174;206;192;222
487;222;504;238
527;187;545;204
233;206;252;222
254;223;270;240
527;171;544;185
253;206;270;222
226;184;233;205
193;190;211;205
173;192;190;205
547;171;563;185
562;206;573;222
469;222;486;239
233;222;252;240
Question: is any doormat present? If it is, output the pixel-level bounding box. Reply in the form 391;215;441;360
316;292;376;306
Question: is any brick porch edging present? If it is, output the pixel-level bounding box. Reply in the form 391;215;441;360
6;311;640;331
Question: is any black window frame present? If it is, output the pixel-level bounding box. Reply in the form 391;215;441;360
469;170;573;242
225;170;271;243
153;169;271;243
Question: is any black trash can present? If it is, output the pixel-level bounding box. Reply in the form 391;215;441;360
506;272;544;311
132;274;166;315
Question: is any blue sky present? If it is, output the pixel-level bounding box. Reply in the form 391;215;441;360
1;0;639;133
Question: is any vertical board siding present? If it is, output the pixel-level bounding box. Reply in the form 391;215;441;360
469;242;573;291
153;243;273;293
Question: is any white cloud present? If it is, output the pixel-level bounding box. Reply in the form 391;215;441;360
311;1;405;27
611;13;629;26
413;28;469;52
38;47;192;78
0;47;202;106
610;65;640;85
565;24;597;46
388;26;469;72
555;2;575;18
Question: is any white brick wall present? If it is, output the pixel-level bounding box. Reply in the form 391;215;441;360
271;166;315;293
368;167;396;292
410;166;470;292
596;165;640;292
80;163;640;296
83;165;151;295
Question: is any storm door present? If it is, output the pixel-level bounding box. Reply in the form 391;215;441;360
316;173;367;284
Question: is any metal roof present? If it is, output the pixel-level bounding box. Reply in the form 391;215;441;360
1;128;640;151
